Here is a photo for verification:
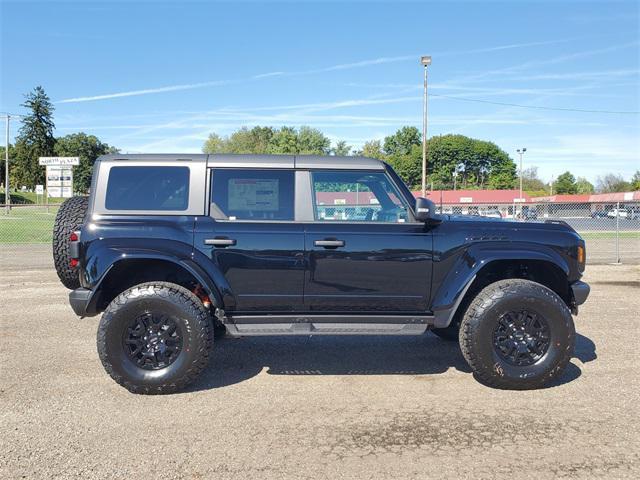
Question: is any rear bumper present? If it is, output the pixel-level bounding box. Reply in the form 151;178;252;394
571;280;590;306
69;288;97;317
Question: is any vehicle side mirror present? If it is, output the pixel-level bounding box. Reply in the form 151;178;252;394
414;197;438;223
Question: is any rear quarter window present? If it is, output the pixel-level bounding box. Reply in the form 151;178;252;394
105;166;190;211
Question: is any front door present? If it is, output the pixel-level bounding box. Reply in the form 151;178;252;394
194;168;304;313
304;170;433;313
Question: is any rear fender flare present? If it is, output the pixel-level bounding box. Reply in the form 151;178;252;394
84;246;231;312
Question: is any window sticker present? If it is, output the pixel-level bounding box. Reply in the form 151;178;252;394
228;178;280;212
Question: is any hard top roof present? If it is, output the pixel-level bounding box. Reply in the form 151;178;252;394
96;153;385;170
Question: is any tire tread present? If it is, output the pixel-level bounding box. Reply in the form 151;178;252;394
459;279;574;390
97;282;213;395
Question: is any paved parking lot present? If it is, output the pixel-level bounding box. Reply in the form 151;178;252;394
1;246;639;479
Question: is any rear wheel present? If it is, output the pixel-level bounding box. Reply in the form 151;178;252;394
52;196;88;289
97;282;213;394
459;279;574;390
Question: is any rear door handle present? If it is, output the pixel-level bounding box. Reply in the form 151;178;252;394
204;237;237;247
314;239;345;248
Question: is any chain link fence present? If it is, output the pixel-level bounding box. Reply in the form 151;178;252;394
1;201;639;268
436;201;640;264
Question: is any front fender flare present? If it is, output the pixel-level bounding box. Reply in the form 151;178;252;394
431;244;570;328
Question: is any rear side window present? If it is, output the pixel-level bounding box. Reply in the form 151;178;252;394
105;166;190;211
211;169;294;221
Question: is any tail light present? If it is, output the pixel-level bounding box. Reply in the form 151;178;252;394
69;230;81;268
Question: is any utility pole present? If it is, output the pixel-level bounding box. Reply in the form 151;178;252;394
4;115;9;214
516;147;527;201
453;170;458;191
420;56;432;198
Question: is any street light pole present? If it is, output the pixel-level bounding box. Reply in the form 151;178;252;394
420;56;431;198
516;147;527;201
4;115;9;214
453;170;458;191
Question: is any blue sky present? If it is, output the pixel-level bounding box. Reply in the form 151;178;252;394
1;0;639;183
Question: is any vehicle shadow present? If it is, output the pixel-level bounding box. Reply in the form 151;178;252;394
186;331;596;392
545;332;597;388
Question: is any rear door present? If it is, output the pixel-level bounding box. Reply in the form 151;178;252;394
194;166;305;313
304;169;433;313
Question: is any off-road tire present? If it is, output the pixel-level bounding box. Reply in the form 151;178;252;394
97;282;213;394
459;279;575;390
53;196;89;289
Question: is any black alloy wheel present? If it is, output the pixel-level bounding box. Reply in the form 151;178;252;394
123;313;184;370
493;310;550;367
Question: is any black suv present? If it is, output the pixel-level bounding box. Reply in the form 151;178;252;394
52;154;590;394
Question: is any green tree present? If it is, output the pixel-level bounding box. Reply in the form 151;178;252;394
202;133;225;153
297;126;331;155
0;143;16;199
383;126;421;156
359;140;386;160
386;144;422;189
521;167;546;193
427;134;515;190
267;126;299;154
575;177;595;194
226;126;274;154
555;171;577;194
596;173;631;193
13;86;56;188
331;140;351;156
54;133;117;193
631;171;640;191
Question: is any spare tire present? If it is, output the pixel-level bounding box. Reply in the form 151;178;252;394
53;196;89;290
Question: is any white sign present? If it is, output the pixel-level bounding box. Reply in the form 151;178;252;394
39;157;80;166
35;185;44;195
228;178;279;212
46;165;73;198
460;197;473;203
514;198;526;203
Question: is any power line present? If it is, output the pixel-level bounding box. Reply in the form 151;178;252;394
428;93;640;114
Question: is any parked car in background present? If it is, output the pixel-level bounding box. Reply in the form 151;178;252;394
518;207;538;221
480;208;502;218
607;208;629;219
590;210;609;218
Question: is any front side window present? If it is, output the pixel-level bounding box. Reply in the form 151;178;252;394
211;169;294;221
312;171;410;223
105;166;190;211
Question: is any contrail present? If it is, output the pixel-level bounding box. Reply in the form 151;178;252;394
57;80;233;104
55;37;595;104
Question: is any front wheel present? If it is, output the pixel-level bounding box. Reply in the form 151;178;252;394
97;282;213;394
459;279;575;390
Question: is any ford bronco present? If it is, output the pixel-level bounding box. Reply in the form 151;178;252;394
52;154;589;394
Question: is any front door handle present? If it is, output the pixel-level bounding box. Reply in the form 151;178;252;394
314;239;345;248
204;237;237;247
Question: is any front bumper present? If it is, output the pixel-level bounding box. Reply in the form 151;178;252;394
571;280;590;306
69;288;97;317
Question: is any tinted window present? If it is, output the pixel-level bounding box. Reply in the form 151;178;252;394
105;166;190;211
211;169;294;221
312;170;409;223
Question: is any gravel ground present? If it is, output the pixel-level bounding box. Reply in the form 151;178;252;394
1;246;639;479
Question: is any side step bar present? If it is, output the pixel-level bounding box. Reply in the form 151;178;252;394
222;314;433;337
